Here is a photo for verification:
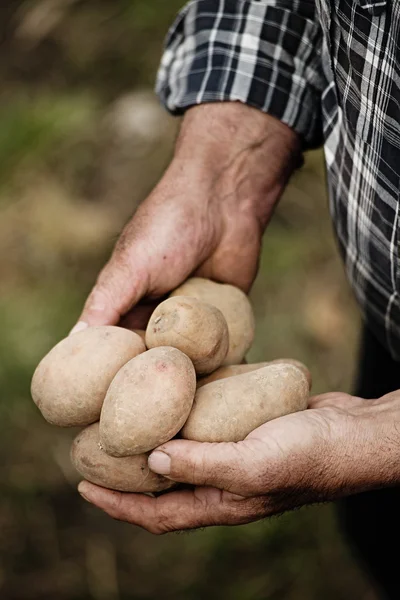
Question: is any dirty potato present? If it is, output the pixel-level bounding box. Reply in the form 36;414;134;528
170;277;254;365
100;346;196;456
71;423;175;493
146;296;229;375
31;326;146;427
182;363;309;443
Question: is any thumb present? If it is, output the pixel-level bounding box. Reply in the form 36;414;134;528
71;256;148;331
148;439;260;496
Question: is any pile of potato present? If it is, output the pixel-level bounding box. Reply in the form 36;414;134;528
31;278;311;494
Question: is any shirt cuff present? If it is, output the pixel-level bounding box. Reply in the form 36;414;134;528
156;0;325;148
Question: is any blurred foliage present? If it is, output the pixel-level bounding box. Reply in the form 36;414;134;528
0;93;97;189
0;1;379;599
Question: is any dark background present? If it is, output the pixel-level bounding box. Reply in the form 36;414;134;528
0;1;378;598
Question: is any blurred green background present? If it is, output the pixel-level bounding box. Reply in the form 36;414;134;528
0;1;379;598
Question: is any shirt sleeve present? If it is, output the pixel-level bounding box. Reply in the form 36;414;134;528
156;0;326;147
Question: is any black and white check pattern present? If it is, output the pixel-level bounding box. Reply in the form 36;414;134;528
156;0;400;358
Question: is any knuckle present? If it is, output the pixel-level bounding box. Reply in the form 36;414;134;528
114;221;136;255
191;441;257;495
238;444;279;496
188;445;211;486
151;505;176;535
84;285;109;313
190;442;221;486
105;491;128;521
196;487;224;525
227;495;266;522
83;260;137;320
226;443;259;495
111;249;133;274
147;523;167;536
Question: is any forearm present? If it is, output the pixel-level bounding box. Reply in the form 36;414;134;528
169;102;301;228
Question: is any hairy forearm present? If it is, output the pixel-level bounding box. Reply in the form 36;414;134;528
171;102;301;228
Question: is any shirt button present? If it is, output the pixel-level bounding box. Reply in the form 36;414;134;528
359;0;387;16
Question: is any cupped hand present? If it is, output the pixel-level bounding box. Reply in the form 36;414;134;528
74;161;261;330
72;104;300;332
77;392;400;534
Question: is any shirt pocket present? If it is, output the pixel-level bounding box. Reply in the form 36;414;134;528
329;0;400;149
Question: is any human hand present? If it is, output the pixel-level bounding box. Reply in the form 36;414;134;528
77;392;400;533
72;103;300;332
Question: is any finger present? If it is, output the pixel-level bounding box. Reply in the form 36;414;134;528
148;438;267;497
78;481;266;534
195;218;261;293
72;254;149;330
119;299;163;330
195;250;258;294
308;392;365;410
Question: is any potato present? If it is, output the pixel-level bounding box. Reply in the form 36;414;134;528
170;277;254;365
269;359;312;389
182;363;309;443
145;297;229;375
132;329;147;345
100;346;196;456
197;362;270;388
197;359;312;389
71;423;175;493
31;326;146;427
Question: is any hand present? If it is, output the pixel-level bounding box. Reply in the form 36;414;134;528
77;392;400;533
72;103;300;332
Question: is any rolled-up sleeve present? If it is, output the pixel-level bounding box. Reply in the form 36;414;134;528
156;0;325;147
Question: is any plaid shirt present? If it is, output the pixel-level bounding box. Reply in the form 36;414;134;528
156;0;400;359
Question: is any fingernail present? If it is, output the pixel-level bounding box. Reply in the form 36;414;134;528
70;321;88;336
78;481;93;503
148;451;171;475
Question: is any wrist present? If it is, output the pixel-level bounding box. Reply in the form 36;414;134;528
358;393;400;487
328;395;400;495
174;103;298;165
172;102;301;228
